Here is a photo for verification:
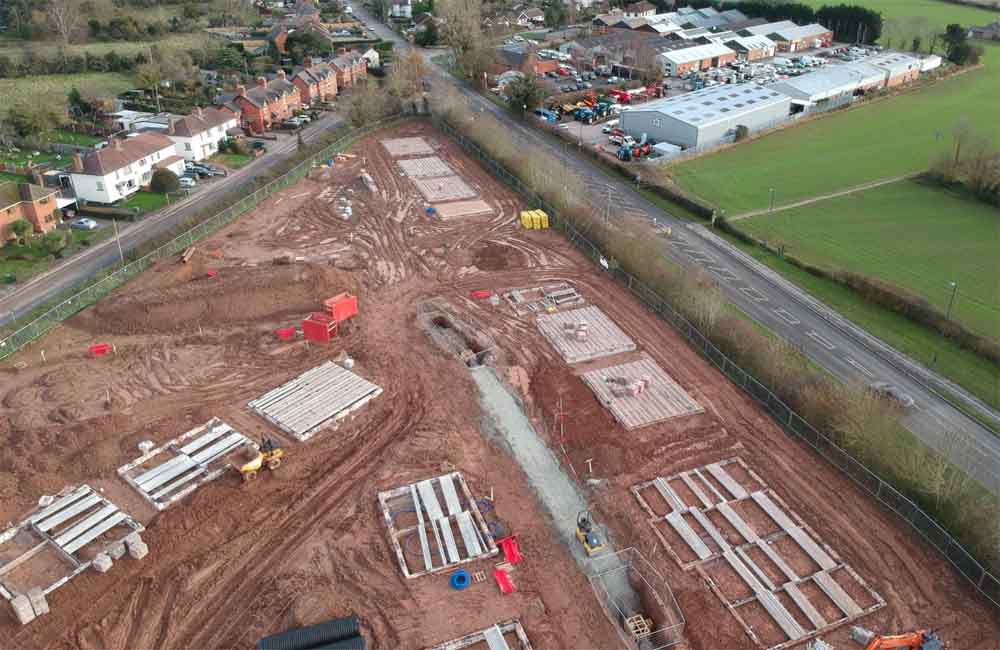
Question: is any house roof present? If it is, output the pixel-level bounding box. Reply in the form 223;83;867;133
521;8;543;19
76;133;176;176
153;154;185;169
294;62;336;85
628;1;655;13
170;107;235;138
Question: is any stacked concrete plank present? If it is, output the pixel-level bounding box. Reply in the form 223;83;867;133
249;361;383;441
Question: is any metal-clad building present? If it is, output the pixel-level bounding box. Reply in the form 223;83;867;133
620;84;791;149
768;62;885;110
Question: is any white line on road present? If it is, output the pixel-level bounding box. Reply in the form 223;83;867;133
807;330;836;350
774;308;801;326
844;356;875;378
739;287;768;302
709;266;737;281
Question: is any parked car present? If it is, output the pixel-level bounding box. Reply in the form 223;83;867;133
69;217;98;230
179;177;197;188
251;141;266;150
601;120;619;134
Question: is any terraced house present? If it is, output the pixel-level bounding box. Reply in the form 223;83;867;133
330;51;368;88
166;107;240;162
293;57;339;105
0;182;61;242
234;70;303;133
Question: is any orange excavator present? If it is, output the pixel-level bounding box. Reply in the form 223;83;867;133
851;626;944;650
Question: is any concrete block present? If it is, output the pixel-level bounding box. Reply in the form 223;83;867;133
107;541;127;560
128;541;149;560
92;553;113;573
10;594;36;625
27;588;49;616
124;532;144;548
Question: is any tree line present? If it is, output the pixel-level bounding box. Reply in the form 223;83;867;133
720;2;883;44
0;49;147;78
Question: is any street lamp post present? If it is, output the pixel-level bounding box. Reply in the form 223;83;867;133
769;187;775;212
946;281;958;320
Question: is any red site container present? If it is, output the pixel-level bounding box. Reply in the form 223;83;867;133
323;292;358;322
302;312;338;343
275;327;297;341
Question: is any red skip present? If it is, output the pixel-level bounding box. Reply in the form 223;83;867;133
469;290;493;300
89;343;114;357
497;536;524;564
206;269;218;278
494;568;516;595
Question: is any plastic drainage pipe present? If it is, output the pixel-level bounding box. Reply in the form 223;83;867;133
257;616;360;650
450;569;471;590
309;636;367;650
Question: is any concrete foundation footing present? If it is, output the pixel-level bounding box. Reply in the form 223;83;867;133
93;553;113;573
124;532;143;548
27;587;49;616
107;541;127;560
10;594;36;625
128;541;149;560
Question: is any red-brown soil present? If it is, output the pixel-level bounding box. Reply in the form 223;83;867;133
0;120;995;650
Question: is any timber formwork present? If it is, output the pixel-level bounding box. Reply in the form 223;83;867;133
425;619;533;650
378;471;498;579
581;356;704;429
502;283;585;316
631;458;885;650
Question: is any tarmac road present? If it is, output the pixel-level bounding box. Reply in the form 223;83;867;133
0;114;342;329
356;6;1000;495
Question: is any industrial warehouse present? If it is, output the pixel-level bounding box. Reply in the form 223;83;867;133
620;84;792;149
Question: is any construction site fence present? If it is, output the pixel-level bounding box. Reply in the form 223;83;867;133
0;116;401;362
438;118;1000;611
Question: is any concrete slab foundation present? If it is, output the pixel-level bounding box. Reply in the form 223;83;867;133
412;176;477;202
631;458;884;650
536;305;636;363
249;361;383;441
398;156;453;178
433;199;494;221
581;356;704;429
381;137;435;157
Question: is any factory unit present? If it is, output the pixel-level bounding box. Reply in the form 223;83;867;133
657;41;736;77
865;52;923;86
724;35;776;61
768;62;885;111
619;84;791;149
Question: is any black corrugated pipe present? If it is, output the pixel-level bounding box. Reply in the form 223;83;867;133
308;636;366;650
256;616;361;650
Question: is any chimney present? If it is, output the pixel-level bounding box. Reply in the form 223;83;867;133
257;76;267;88
72;153;84;172
277;69;287;81
236;84;247;97
304;56;314;68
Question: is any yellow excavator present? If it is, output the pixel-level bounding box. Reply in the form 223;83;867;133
240;438;284;481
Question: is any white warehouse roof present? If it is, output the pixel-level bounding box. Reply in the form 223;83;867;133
630;84;790;129
768;62;885;102
864;51;922;77
726;34;776;51
742;20;797;36
770;23;831;41
659;41;734;64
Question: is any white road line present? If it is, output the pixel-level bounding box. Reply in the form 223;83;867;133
709;266;738;281
844;356;875;378
774;308;801;326
807;330;836;350
739;287;768;302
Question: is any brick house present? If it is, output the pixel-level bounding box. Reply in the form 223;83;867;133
293;57;339;105
0;182;61;242
330;52;368;88
234;70;303;133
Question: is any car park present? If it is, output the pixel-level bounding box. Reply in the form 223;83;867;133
69;217;98;231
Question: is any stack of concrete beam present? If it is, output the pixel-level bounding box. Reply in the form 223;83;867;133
9;587;49;625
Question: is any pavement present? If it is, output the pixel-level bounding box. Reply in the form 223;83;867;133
355;5;1000;496
0;114;342;328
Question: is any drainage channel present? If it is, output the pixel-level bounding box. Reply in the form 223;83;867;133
470;367;648;646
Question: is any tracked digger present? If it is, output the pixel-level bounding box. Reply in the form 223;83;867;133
850;626;944;650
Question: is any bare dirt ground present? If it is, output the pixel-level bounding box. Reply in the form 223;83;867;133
0;120;996;650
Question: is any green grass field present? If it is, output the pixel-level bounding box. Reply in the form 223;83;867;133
122;191;168;213
670;43;1000;214
51;129;103;147
210;153;254;169
739;180;1000;339
0;73;135;113
0;33;212;62
802;0;1000;28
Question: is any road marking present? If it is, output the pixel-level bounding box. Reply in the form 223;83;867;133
807;330;836;350
709;265;738;281
739;287;768;302
774;308;801;326
844;356;875;378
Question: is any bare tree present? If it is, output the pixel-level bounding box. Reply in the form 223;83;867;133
48;0;83;44
437;0;484;78
387;50;428;99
